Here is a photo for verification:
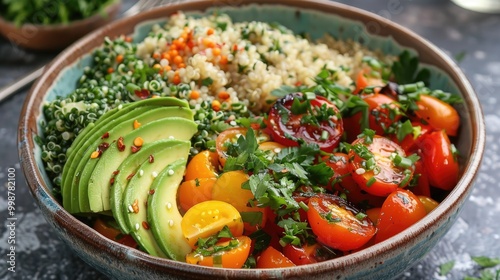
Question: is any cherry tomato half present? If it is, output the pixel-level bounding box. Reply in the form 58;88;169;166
186;236;252;268
256;246;296;268
415;94;460;137
216;127;270;166
417;130;459;191
375;189;427;243
211;171;267;234
184;150;219;181
324;153;385;208
266;93;343;152
343;93;402;142
307;194;376;251
181;200;244;248
349;135;414;197
185;236;251;268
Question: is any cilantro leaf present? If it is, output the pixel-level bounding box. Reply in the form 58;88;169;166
391;50;430;85
306;162;334;186
240;211;263;226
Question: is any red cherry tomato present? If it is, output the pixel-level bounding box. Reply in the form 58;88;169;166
283;243;320;265
375;189;427;243
349;135;414;197
417;130;459;191
343;93;402;142
307;194;376;251
324;153;384;208
257;246;296;268
392;121;433;154
415;94;460;137
266;93;343;152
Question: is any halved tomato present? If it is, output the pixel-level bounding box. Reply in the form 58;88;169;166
184;150;219;181
307;194;376;251
375;189;427;243
343;93;402;142
417;130;459;191
415;94;460;136
349;135;414;197
185;236;251;268
256;246;296;268
266;93;343;152
181;200;244;248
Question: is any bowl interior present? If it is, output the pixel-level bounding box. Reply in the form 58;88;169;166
20;1;484;279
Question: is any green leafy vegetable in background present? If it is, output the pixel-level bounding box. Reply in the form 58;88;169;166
0;0;116;26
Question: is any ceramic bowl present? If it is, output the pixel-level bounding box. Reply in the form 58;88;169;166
0;0;121;51
18;0;485;279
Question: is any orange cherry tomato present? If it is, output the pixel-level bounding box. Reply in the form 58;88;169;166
393;121;433;154
93;218;137;248
415;94;460;137
343;93;402;142
375;189;427;243
181;200;244;248
178;178;216;213
184;150;219;181
417;130;459;191
211;171;267;234
353;68;385;95
324;153;385;208
256;246;296;268
216;127;248;167
349;135;414;197
185;236;251;268
418;196;439;214
307;194;376;251
283;243;320;265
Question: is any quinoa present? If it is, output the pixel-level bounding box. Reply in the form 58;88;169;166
136;12;389;113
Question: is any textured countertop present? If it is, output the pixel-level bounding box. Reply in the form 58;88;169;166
1;0;499;279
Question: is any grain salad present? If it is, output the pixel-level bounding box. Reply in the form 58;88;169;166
38;11;388;193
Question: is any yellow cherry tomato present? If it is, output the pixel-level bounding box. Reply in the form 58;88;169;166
181;200;244;248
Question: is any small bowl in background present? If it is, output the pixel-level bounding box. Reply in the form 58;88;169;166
0;0;121;51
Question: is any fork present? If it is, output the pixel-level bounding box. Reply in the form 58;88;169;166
0;0;182;103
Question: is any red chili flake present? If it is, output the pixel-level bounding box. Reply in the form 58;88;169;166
131;145;141;153
134;89;151;99
98;142;110;153
117;137;125;151
110;177;115;185
148;154;154;163
101;132;110;139
112;170;120;176
149;189;155;195
126;173;135;180
142;221;150;230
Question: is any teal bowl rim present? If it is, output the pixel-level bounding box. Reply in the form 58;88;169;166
18;0;486;278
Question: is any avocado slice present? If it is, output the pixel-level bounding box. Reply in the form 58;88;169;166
62;97;189;211
147;159;191;261
122;142;191;257
83;117;197;213
67;106;194;213
110;139;186;233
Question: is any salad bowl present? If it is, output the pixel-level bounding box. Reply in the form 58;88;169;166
18;0;485;279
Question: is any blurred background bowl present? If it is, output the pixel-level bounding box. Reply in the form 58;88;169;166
18;0;485;279
0;0;121;51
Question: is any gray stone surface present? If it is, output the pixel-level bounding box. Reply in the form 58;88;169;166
1;0;499;279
